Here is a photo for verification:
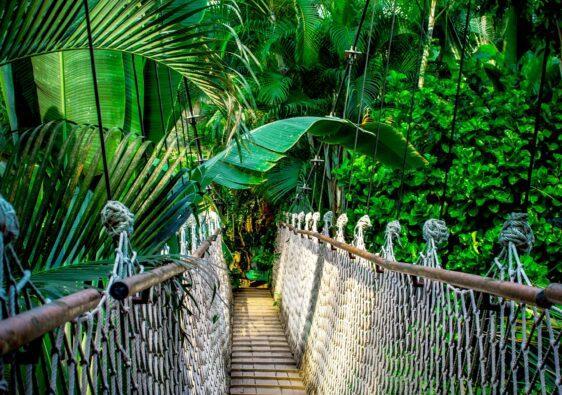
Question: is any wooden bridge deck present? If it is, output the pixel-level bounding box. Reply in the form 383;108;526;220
230;288;306;394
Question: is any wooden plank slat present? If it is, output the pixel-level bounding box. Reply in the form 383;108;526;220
229;288;306;395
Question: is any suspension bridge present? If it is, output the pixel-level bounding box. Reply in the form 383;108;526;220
0;0;560;394
0;200;560;394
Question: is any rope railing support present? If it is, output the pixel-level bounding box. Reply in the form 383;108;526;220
275;214;561;394
0;202;231;394
279;222;561;307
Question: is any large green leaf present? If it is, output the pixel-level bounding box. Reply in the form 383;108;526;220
143;60;182;141
0;0;249;112
0;59;41;130
31;50;145;132
203;116;427;188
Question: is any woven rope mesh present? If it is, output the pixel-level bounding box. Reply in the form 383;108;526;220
3;225;232;394
273;214;562;395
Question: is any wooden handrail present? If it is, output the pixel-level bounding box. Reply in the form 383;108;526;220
0;230;220;356
280;223;562;307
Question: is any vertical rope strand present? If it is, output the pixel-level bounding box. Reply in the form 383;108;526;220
183;78;203;163
395;0;428;218
343;1;378;210
439;1;472;218
154;62;168;150
166;69;184;167
83;0;111;200
330;0;371;116
365;0;398;212
318;160;327;212
522;38;549;210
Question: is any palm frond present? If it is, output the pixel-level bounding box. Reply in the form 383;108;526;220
294;0;322;67
0;121;209;272
258;157;305;203
257;72;293;105
203;116;427;190
0;0;248;111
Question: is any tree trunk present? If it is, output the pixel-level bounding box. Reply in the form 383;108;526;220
418;0;438;89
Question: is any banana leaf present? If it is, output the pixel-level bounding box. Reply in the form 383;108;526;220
0;0;249;117
30;50;145;134
203;116;427;188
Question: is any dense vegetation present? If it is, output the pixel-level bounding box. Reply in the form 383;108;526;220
0;0;560;289
210;0;561;284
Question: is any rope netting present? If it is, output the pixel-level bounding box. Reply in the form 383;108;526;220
274;212;562;394
0;197;232;394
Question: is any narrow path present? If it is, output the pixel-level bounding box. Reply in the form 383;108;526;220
230;288;306;395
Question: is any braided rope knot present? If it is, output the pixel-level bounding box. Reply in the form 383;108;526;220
423;219;449;246
101;201;134;237
336;213;348;242
336;213;348;229
322;211;334;234
385;220;401;242
297;212;305;230
499;212;534;253
353;215;371;247
312;212;321;232
0;195;19;243
304;212;313;231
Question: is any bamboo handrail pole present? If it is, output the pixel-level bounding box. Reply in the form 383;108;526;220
0;230;220;356
280;223;561;307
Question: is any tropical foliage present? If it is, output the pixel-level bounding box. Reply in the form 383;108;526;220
204;116;426;190
0;0;560;288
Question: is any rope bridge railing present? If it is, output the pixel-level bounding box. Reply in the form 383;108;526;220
273;212;562;394
0;197;232;394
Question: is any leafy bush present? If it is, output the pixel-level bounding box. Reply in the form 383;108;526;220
335;58;561;285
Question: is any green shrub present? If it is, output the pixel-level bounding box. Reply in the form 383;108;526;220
335;62;561;285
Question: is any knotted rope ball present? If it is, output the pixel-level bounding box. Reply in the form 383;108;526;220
423;219;449;245
312;212;321;232
499;212;534;253
385;220;401;242
101;201;134;237
0;195;19;243
354;215;372;235
323;211;334;227
336;213;348;229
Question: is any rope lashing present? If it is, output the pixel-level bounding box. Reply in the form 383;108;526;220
422;219;449;246
312;212;321;233
381;220;401;261
297;212;305;230
322;211;334;235
304;212;313;231
353;215;371;249
499;212;535;254
291;213;298;228
101;201;135;238
385;220;401;244
0;195;19;243
273;217;562;394
335;214;348;242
